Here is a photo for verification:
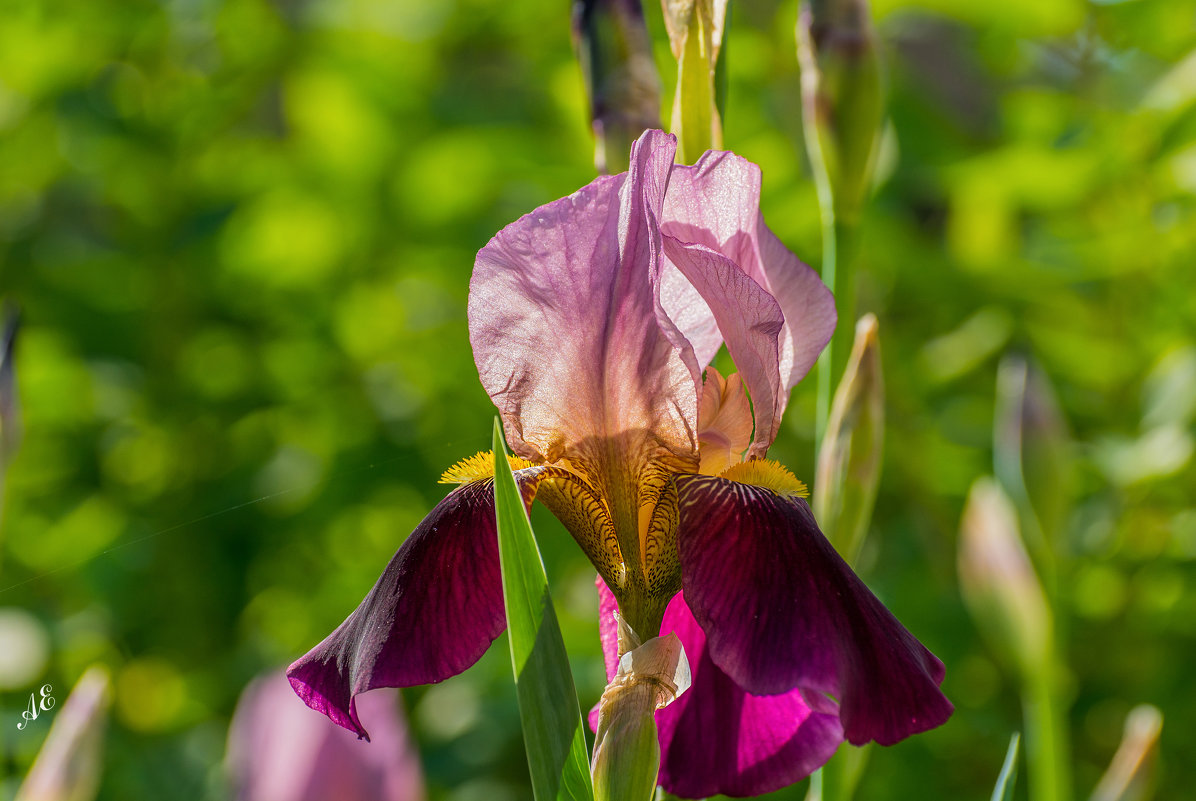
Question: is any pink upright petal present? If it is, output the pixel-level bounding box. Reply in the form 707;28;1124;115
662;151;763;274
228;673;425;801
288;480;508;740
661;236;784;456
657;261;720;371
675;475;953;747
755;221;837;392
595;579;843;799
471;130;698;468
662;150;836;443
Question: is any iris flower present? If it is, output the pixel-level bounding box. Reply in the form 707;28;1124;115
288;130;951;797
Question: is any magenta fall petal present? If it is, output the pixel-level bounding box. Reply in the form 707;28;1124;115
675;474;954;746
596;580;844;799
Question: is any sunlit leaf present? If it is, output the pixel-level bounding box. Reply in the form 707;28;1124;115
492;419;593;801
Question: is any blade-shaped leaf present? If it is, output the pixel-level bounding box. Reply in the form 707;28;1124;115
992;732;1021;801
493;419;594;801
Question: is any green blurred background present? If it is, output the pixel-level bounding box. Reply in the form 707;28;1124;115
1;0;1194;798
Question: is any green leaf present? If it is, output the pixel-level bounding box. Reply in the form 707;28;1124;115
992;732;1021;801
492;419;594;801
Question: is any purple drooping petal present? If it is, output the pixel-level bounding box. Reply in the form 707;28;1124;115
470;130;698;468
288;480;508;740
675;475;954;746
595;579;843;799
661;236;784;457
228;673;425;801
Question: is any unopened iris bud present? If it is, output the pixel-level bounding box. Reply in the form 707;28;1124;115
15;666;110;801
994;356;1073;566
796;0;883;225
958;478;1052;678
814;314;882;566
573;0;662;174
662;0;727;163
591;615;691;801
1090;704;1163;801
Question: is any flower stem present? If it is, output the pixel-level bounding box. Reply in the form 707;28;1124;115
1023;662;1072;801
809;122;838;453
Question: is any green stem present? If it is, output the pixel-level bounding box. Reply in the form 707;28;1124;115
807;121;838;453
1023;662;1071;801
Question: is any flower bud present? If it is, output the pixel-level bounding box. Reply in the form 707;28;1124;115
591;615;691;801
814;314;883;566
1090;705;1162;801
16;666;110;801
994;355;1073;562
796;0;883;225
573;0;662;174
662;0;728;163
227;673;425;801
958;478;1052;678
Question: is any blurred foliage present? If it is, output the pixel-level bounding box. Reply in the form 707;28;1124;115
0;0;1193;800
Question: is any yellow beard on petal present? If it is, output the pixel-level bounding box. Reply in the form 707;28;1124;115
439;450;537;484
720;459;809;500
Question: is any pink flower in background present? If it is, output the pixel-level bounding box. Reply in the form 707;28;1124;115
227;673;424;801
288;129;951;797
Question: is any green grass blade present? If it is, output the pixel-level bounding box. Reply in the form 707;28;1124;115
492;419;594;801
992;732;1022;801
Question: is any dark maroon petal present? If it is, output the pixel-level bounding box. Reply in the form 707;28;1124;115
288;480;508;740
595;581;843;799
675;475;954;746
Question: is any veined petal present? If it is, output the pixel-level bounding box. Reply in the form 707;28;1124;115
662;150;836;422
595;579;843;798
658;260;721;371
755;220;837;392
289;471;546;740
675;474;953;747
662;235;784;456
470;130;698;468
